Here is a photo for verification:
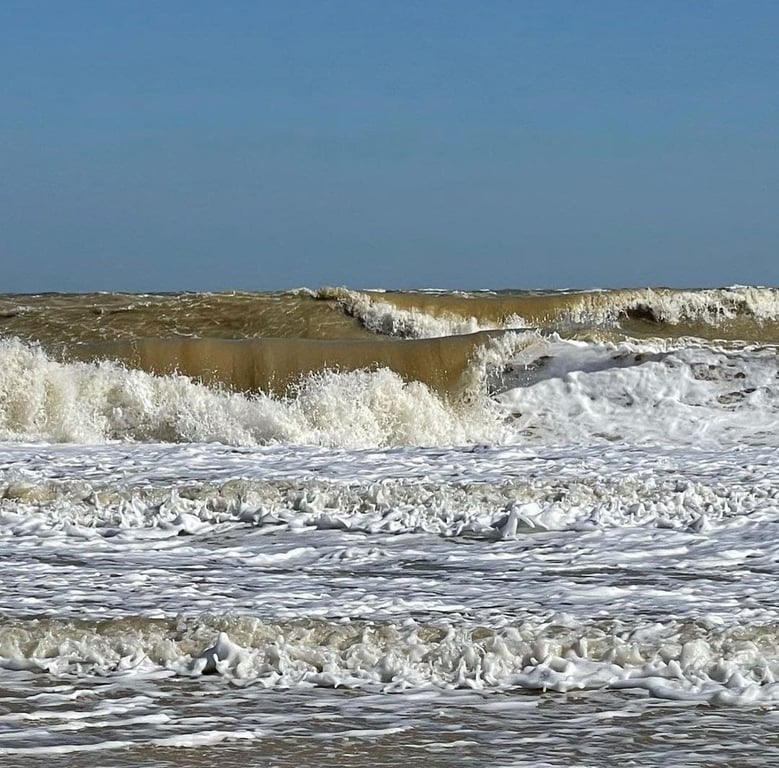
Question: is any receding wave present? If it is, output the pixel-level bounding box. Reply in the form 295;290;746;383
2;614;778;704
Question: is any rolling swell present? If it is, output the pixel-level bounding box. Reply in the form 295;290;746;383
0;290;370;346
4;287;779;351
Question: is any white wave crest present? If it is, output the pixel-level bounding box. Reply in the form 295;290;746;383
0;338;506;447
566;286;779;327
2;334;777;449
320;287;526;338
322;286;779;337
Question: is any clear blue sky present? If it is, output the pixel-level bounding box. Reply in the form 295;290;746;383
1;0;777;292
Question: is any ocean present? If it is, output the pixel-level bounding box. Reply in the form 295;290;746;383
1;285;779;766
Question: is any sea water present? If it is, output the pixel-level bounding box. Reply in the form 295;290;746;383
1;286;778;766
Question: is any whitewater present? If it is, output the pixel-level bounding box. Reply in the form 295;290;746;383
1;286;779;766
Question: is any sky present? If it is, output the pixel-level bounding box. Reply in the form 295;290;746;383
1;0;777;292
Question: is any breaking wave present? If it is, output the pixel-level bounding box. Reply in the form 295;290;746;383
317;285;779;340
0;337;510;447
1;333;777;448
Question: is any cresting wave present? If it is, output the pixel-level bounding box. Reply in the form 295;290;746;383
315;286;514;338
320;285;779;341
2;614;778;704
1;334;778;447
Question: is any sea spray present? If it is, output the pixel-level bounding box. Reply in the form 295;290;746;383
0;337;510;446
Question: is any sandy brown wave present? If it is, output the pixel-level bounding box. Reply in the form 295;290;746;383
70;331;507;395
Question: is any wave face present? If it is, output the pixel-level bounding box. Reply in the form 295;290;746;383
3;286;779;764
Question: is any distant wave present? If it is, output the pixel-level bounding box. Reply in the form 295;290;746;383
317;285;779;340
3;287;779;350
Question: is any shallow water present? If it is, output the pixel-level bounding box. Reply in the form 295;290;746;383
3;679;779;767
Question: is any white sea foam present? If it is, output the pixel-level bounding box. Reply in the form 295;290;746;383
2;434;779;759
497;337;779;447
2;615;778;705
2;458;775;538
2;439;777;622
